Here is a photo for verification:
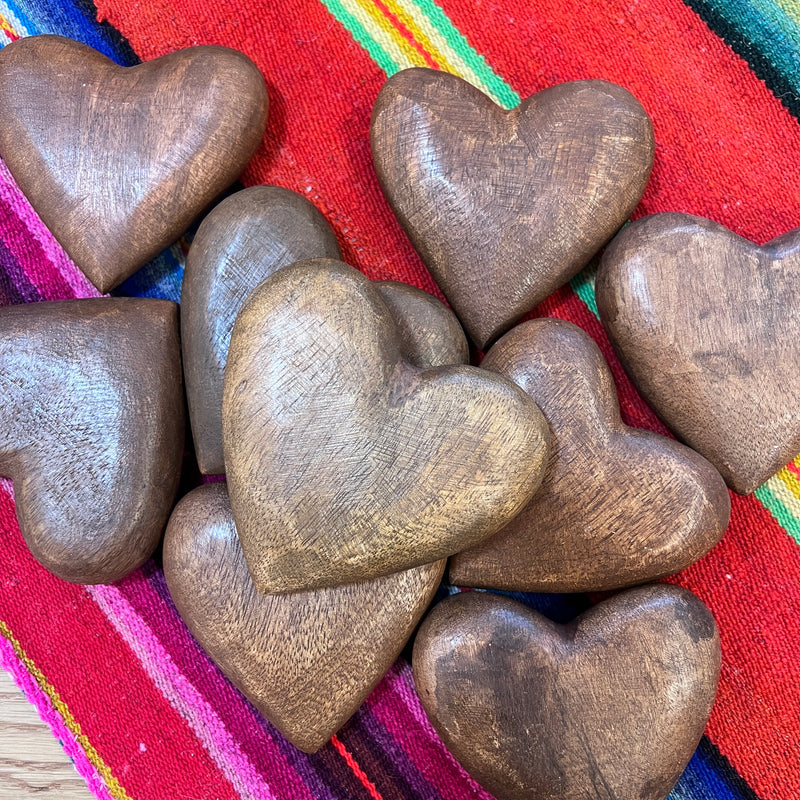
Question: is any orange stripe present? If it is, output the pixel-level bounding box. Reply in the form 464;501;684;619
0;13;19;41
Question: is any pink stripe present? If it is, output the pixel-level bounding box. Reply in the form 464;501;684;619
367;663;494;800
0;632;115;800
0;159;100;299
119;568;321;800
86;583;277;800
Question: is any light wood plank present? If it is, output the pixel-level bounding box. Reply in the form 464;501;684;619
0;668;93;799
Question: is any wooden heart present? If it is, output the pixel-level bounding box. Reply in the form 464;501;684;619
0;34;268;293
182;186;341;475
596;212;800;494
163;483;444;753
449;319;730;592
413;586;720;800
0;298;184;583
370;68;654;348
373;280;469;368
222;259;549;593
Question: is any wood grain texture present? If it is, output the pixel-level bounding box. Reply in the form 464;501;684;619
413;586;721;800
596;212;800;494
222;259;549;593
449;318;730;592
370;68;655;348
0;298;184;584
182;185;341;475
373;280;470;368
0;670;92;799
0;34;268;293
163;483;444;753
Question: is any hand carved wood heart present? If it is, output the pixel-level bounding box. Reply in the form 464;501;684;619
449;318;730;592
413;586;720;800
182;186;342;475
370;68;655;348
222;259;549;593
164;483;443;753
0;298;184;583
596;212;800;494
0;34;268;293
373;280;470;368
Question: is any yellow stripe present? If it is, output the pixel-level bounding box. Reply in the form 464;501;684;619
378;0;457;71
389;0;501;98
338;0;422;70
0;620;132;800
775;464;800;505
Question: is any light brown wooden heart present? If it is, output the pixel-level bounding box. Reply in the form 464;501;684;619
182;186;342;475
0;298;184;583
596;212;800;494
163;482;443;753
0;34;268;293
449;318;730;592
413;586;720;800
370;68;655;348
222;259;549;593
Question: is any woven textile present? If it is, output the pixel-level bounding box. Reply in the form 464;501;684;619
0;1;798;798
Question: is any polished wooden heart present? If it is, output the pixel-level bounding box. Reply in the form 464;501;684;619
596;212;800;494
182;186;341;475
164;483;443;753
449;318;730;592
0;298;184;583
222;259;549;593
371;68;655;348
413;586;720;800
374;280;469;368
0;34;268;293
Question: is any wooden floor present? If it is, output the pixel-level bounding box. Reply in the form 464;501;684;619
0;668;93;799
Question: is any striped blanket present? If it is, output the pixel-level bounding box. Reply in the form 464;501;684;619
0;1;798;799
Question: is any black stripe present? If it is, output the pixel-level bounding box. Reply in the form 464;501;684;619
681;0;800;120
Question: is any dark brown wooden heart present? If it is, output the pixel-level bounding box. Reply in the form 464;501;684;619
596;212;800;494
370;68;655;348
0;298;184;583
449;318;730;592
0;34;268;293
182;186;342;475
163;482;443;753
413;586;720;800
222;259;549;593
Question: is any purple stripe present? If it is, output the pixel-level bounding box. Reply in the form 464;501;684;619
130;564;331;800
342;705;447;800
367;666;495;800
0;233;42;304
142;564;377;800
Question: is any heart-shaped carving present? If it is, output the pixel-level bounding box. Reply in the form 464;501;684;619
0;298;184;583
373;280;470;368
370;68;655;348
413;586;720;800
182;186;342;475
222;259;549;593
449;318;730;592
596;212;800;494
0;34;268;293
164;482;443;753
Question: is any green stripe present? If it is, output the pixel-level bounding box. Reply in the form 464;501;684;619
569;264;600;318
319;0;401;75
319;0;800;553
410;0;520;108
755;483;800;547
